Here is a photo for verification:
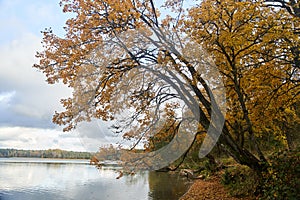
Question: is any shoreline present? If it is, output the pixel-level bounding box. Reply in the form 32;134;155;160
180;176;253;200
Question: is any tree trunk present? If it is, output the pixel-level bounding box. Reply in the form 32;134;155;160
285;125;295;150
219;126;267;173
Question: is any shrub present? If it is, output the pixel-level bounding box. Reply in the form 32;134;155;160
221;148;300;199
221;165;259;197
260;148;300;200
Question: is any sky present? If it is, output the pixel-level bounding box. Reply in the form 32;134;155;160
0;0;114;152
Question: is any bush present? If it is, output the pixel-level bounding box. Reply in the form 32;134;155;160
221;148;300;199
221;165;259;197
260;148;300;200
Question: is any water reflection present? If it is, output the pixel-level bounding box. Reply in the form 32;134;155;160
0;158;191;200
148;171;191;200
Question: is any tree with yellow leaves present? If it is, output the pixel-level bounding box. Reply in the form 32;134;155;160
184;0;299;155
34;0;299;172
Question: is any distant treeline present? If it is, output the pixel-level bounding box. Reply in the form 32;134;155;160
0;148;93;159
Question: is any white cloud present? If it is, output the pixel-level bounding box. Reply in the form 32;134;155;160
0;0;110;151
0;0;72;128
0;32;72;128
0;0;69;43
0;0;81;151
0;91;15;105
0;127;86;151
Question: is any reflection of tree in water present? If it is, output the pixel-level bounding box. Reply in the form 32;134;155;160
123;171;148;186
148;171;192;200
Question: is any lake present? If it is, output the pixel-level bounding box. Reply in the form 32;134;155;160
0;158;192;200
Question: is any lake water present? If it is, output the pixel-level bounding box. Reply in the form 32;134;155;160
0;158;192;200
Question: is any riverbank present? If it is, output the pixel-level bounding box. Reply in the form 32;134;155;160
180;176;253;200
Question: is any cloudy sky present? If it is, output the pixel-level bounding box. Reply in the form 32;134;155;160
0;0;114;152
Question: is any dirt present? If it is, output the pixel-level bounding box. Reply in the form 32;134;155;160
180;177;253;200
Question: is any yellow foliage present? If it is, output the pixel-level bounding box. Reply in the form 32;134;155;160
184;0;299;146
34;0;299;156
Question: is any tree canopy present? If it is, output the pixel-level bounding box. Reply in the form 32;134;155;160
34;0;299;171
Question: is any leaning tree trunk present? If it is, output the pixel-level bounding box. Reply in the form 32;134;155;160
219;126;267;173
